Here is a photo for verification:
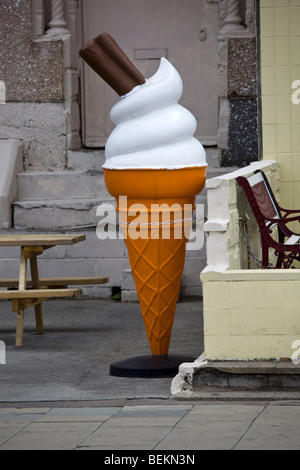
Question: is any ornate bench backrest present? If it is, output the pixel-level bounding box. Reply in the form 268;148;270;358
246;172;280;221
237;170;300;269
237;170;281;232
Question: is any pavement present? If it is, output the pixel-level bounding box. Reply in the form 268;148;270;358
1;402;300;450
0;298;300;450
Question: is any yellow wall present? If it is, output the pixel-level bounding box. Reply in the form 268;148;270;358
202;160;300;360
260;0;300;210
201;270;300;360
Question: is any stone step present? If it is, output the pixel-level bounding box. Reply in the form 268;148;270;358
13;192;208;230
192;361;300;391
14;166;238;229
13;198;114;230
17;171;107;200
13;197;208;230
17;167;235;201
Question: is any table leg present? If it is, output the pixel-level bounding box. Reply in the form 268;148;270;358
16;247;27;347
30;255;44;336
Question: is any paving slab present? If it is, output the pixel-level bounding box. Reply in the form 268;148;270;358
0;403;300;450
36;407;121;422
0;422;100;451
80;423;172;450
156;420;250;450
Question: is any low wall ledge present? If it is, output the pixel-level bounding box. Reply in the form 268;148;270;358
206;160;278;189
204;218;229;232
201;269;300;282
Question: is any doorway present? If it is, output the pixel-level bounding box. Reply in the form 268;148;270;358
80;0;219;148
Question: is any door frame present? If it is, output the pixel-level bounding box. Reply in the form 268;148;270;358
78;0;221;149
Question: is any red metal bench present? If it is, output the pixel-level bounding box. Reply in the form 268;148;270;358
236;170;300;269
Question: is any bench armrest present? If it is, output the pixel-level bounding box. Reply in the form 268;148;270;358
266;214;300;225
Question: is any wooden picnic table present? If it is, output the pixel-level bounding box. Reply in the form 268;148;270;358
0;234;109;346
0;234;86;247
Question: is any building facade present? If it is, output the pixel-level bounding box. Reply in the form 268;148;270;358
0;0;264;298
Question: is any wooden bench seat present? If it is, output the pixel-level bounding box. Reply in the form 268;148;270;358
0;288;82;300
0;277;109;289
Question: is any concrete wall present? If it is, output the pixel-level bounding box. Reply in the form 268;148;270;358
217;0;260;167
0;1;63;102
221;36;260;167
0;0;81;170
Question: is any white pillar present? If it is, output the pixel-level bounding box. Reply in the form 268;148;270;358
221;0;244;33
46;0;69;35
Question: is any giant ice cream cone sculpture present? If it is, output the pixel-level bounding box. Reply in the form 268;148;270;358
105;168;206;356
80;34;207;368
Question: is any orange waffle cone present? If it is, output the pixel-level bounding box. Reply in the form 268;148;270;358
104;167;206;356
124;227;187;355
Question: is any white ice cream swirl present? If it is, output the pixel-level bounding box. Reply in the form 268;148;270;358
103;58;207;170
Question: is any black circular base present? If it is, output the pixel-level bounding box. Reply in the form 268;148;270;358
110;354;196;378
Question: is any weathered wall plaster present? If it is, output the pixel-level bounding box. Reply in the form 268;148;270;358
0;1;64;102
204;160;280;272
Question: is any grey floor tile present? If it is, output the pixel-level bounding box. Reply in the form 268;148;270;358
81;423;171;450
0;413;46;422
0;422;29;439
189;404;264;420
0;421;100;451
235;405;300;450
36;407;121;422
156;420;250;450
235;424;300;450
106;416;184;427
108;405;191;427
